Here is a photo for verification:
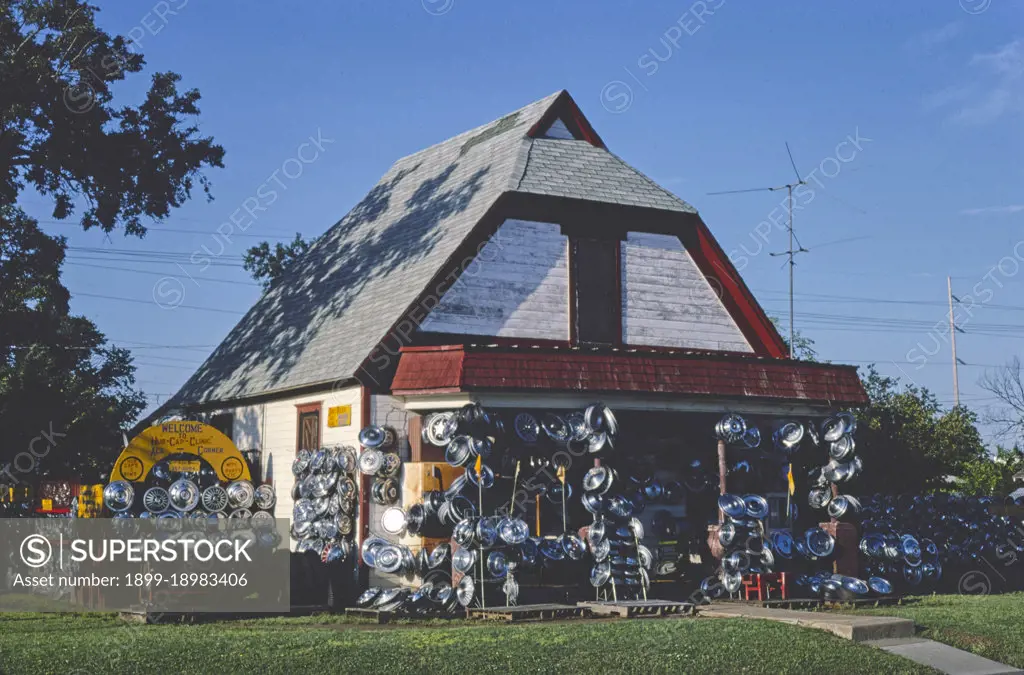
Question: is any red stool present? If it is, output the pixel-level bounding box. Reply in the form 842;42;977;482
742;572;787;600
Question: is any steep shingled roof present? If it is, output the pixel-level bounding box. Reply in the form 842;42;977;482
167;91;698;405
518;139;695;213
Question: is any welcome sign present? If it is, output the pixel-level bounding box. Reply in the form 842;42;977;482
110;422;252;483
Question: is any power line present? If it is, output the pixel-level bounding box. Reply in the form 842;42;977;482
73;291;246;315
109;340;218;351
37;219;300;239
133;361;199;370
67;245;245;260
840;359;1005;368
806;327;1024;339
66;253;245;268
131;354;206;366
65;262;258;287
709;142;809;357
755;289;1024;313
762;309;1024;333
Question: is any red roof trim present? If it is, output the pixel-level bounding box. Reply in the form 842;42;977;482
392;346;868;405
526;90;606;149
683;218;790;358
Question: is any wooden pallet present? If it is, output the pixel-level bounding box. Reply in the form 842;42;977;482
822;596;905;609
579;599;696;618
753;598;823;610
716;596;905;611
468;603;590;623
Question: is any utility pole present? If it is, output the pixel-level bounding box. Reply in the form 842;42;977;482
947;276;960;407
708;143;808;359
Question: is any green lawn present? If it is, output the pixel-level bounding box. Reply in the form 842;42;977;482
0;612;933;675
831;593;1024;669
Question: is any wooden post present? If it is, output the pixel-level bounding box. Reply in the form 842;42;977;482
717;439;727;522
535;494;542;536
478;477;485;609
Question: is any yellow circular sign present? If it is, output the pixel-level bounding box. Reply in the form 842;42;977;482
110;421;251;483
118;457;145;481
221;457;244;481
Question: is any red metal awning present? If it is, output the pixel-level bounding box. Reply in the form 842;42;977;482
390;345;868;405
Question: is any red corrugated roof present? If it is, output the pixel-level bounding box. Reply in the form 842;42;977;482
391;345;868;404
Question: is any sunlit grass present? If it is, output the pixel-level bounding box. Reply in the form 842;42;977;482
0;611;934;674
830;593;1024;669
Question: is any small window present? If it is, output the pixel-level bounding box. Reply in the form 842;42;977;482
296;403;321;453
210;412;234;442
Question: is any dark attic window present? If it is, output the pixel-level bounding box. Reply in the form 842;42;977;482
459;112;521;156
572;237;621;346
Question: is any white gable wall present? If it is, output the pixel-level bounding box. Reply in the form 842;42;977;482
621;232;753;352
418;219;569;340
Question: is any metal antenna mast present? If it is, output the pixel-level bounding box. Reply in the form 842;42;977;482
707;143;808;358
947;276;967;408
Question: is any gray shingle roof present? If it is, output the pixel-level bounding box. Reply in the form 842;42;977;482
518;139;696;213
167;91;698;406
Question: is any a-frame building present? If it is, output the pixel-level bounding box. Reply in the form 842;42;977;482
154;90;867;560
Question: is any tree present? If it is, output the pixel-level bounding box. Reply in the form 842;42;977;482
243;233;312;289
1;1;223;479
1;207;146;480
980;357;1024;443
852;366;987;495
1;0;224;235
957;446;1024;497
770;316;819;362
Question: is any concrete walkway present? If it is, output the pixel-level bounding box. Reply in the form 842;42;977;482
700;605;914;641
702;604;1022;674
866;638;1023;675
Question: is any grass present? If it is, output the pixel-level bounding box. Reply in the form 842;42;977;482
0;612;934;675
830;593;1024;669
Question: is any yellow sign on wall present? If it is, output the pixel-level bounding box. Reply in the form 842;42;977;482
110;421;251;483
78;484;103;518
328;405;352;428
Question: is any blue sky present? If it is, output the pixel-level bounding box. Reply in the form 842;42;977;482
22;1;1024;444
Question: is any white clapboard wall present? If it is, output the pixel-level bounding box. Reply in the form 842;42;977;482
621;232;753;352
418;219;569;340
206;385;364;551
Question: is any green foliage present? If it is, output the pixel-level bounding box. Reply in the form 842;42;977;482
0;207;146;480
769;316;819;362
854;365;987;495
244;233;312;289
958;446;1024;497
1;0;223;477
777;327;1002;497
1;0;224;235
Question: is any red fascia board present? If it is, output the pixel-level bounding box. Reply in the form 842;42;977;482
526;90;606;149
684;219;790;358
391;346;867;404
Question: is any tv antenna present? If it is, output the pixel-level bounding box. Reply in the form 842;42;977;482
707;142;808;358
